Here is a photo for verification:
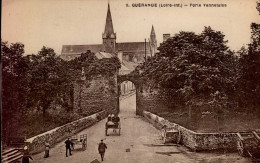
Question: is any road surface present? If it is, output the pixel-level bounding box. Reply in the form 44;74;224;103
32;93;249;163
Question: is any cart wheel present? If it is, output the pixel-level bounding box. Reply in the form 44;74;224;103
163;135;167;144
177;130;181;144
237;140;247;156
162;129;167;144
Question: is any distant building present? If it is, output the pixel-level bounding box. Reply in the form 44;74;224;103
60;3;157;63
163;34;171;42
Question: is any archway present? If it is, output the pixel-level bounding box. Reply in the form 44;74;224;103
117;74;141;115
118;80;136;116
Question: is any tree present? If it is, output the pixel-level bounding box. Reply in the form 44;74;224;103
137;27;236;111
238;23;260;109
2;41;29;143
27;47;63;118
69;50;121;78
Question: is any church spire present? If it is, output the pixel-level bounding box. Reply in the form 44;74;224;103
151;25;155;35
150;25;157;57
150;25;156;43
102;3;116;53
103;3;115;38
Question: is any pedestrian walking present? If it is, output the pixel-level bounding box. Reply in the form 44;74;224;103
98;139;107;161
44;142;50;158
22;146;33;163
65;138;73;157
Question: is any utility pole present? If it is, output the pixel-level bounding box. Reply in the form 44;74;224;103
144;38;147;62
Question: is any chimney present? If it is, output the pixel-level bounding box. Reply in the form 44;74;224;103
163;34;171;42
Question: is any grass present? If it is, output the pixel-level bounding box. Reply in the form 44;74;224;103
2;106;101;148
150;107;260;133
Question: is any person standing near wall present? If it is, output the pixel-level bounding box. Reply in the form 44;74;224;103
22;146;33;163
44;142;50;158
65;138;73;157
98;139;107;161
82;138;86;151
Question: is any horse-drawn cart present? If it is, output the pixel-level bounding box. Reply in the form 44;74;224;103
237;129;260;159
71;134;87;151
105;122;121;136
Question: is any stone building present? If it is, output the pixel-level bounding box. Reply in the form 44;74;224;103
163;34;171;42
60;3;157;63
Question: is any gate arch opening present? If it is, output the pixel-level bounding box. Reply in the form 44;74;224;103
117;74;141;115
118;80;137;115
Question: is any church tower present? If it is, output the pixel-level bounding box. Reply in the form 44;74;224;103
149;25;157;57
102;3;116;53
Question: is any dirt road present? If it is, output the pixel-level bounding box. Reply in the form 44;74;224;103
32;94;250;163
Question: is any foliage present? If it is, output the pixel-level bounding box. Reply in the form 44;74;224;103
26;47;71;116
1;43;120;142
68;50;121;78
136;27;236;110
2;42;29;141
237;23;260;108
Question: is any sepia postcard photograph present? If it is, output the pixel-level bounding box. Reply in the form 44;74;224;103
1;0;260;162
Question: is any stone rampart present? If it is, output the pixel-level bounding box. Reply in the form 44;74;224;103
74;75;118;115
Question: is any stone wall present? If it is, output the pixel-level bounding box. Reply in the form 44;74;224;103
74;75;118;115
25;111;107;154
142;111;238;151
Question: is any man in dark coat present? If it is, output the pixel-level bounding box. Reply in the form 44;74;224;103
65;138;73;157
98;139;107;161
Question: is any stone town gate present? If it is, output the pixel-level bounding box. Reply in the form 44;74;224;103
73;73;146;116
117;74;142;115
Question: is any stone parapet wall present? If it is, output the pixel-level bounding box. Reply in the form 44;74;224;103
142;111;238;151
25;111;107;154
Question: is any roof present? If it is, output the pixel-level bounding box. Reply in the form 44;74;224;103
95;52;115;59
61;42;151;55
122;60;138;71
117;42;151;53
61;44;105;55
120;64;130;71
61;41;153;61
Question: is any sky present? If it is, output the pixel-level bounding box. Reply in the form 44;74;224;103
2;0;260;55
